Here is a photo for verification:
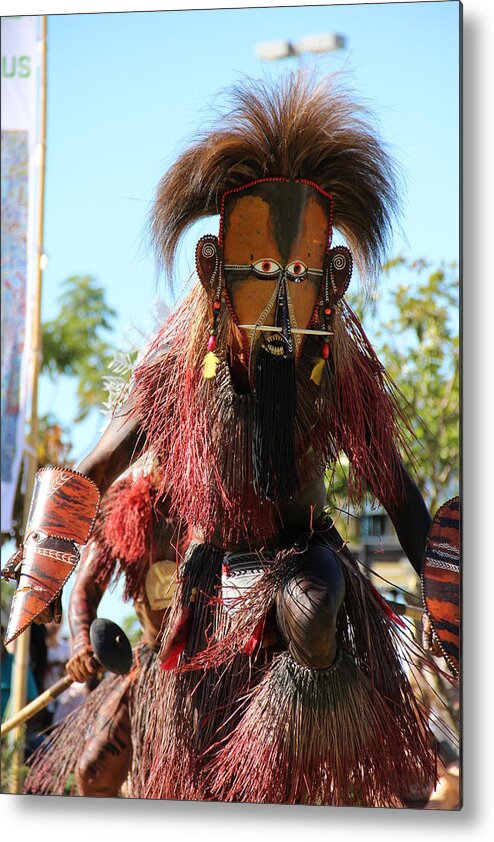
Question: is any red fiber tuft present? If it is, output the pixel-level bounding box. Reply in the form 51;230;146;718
160;589;197;670
368;581;407;630
242;614;266;657
104;473;155;562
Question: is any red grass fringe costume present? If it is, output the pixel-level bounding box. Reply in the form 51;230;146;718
111;290;437;805
124;529;435;806
23;290;436;805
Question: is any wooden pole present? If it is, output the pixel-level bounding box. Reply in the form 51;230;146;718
9;15;48;794
2;676;73;738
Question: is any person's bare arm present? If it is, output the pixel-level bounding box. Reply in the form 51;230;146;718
66;399;145;677
77;396;145;495
382;460;432;578
66;553;106;682
345;431;431;577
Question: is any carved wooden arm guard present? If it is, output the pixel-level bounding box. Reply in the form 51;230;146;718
3;467;100;644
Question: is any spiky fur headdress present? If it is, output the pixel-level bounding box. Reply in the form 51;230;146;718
151;72;400;285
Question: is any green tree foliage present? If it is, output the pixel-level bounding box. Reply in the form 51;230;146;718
37;413;73;468
1;276;116;544
121;613;143;648
42;275;117;422
327;258;459;516
1;576;15;617
377;258;459;512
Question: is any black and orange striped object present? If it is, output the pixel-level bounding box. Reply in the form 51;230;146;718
422;496;460;680
27;467;101;545
4;467;100;644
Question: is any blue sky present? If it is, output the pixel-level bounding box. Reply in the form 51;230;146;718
3;1;461;627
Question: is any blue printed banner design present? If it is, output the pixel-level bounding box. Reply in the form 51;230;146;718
1;131;28;499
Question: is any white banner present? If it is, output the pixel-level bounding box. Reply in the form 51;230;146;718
1;16;40;533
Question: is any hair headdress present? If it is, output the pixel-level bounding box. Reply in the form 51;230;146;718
151;71;400;290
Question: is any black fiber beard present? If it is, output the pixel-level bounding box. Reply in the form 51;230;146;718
252;347;298;502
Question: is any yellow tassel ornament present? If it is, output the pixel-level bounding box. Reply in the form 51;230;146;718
203;328;220;380
310;357;326;386
203;350;219;379
310;340;330;386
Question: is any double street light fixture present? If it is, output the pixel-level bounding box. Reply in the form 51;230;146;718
256;33;346;62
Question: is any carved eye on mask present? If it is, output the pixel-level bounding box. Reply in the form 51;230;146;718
285;260;308;282
251;258;310;282
252;258;282;279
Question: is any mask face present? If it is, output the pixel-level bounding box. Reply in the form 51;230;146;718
221;180;333;362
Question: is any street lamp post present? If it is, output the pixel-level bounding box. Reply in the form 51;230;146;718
256;33;346;62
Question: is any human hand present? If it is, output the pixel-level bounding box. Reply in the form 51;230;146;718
4;533;79;644
66;641;99;683
34;591;63;625
422;612;442;658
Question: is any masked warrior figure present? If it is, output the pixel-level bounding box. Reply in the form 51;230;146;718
5;74;441;806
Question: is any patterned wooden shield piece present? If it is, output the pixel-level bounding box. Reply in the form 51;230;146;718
5;536;79;644
422;496;460;679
